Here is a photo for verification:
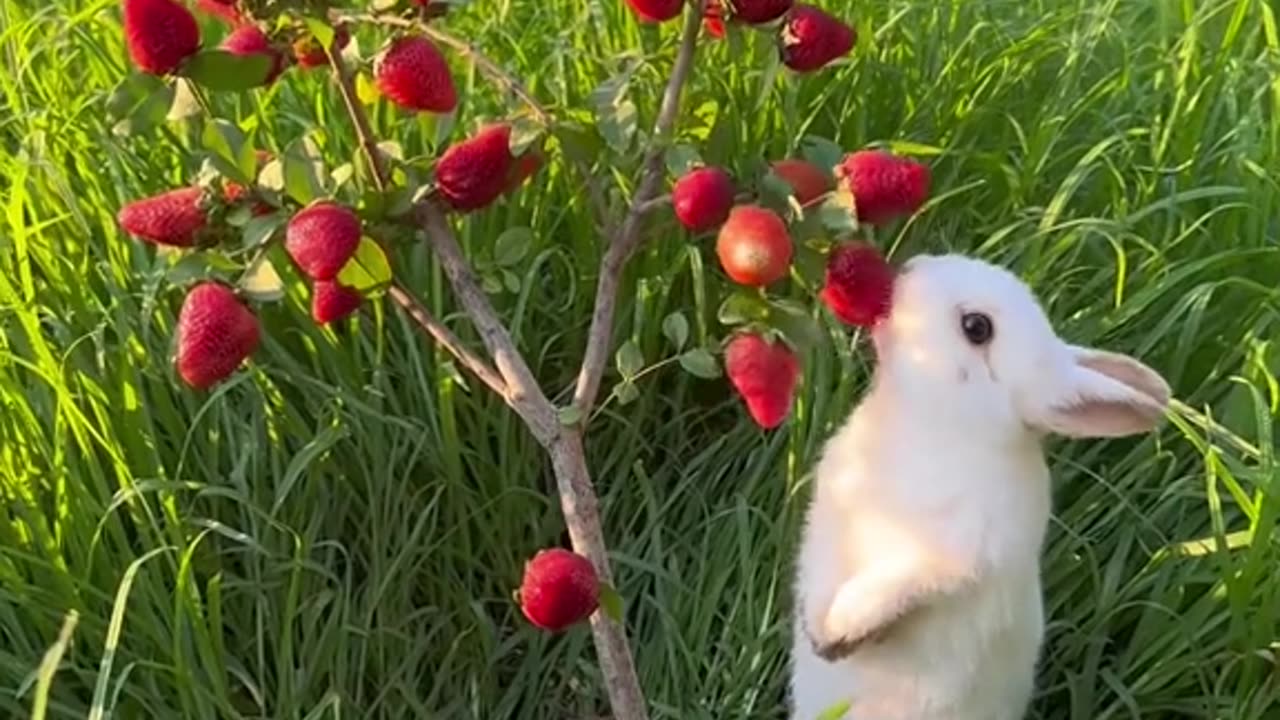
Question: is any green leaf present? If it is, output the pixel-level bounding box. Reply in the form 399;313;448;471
508;117;543;156
501;269;521;294
792;242;827;288
769;298;823;352
613;381;640;405
615;340;644;380
238;255;285;302
202;119;251;184
679;348;721;379
597;99;638;153
885;140;944;157
240;213;285;249
553;121;604;168
335;237;393;296
179;50;272;92
718;290;771;326
481;273;503;294
558;406;584;426
817;187;859;237
166;252;215;285
109;76;175;137
167;79;203;122
356;72;380;105
662;312;689;350
816;700;852;720
304;17;335;49
281;136;327;205
598;583;624;623
494;227;532;267
802;136;845;173
665;145;703;176
106;72;165;120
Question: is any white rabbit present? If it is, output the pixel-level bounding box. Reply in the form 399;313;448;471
789;253;1171;720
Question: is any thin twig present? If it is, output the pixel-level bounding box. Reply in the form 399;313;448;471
328;48;390;192
571;1;706;421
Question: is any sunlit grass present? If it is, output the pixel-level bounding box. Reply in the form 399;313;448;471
1;0;1277;718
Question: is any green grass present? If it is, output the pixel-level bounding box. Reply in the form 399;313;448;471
1;0;1278;718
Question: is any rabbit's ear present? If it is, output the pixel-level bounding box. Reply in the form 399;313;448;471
1031;346;1171;438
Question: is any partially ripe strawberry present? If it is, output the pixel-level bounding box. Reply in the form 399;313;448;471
123;0;201;76
835;150;931;226
436;124;515;211
293;25;350;69
195;0;243;25
770;158;831;206
626;0;683;23
285;202;362;281
819;242;894;327
672;166;734;232
176;282;260;390
731;0;793;24
715;205;793;286
374;36;457;114
118;187;208;247
703;0;726;38
311;280;363;325
780;4;855;72
518;548;600;632
221;25;287;86
725;332;800;429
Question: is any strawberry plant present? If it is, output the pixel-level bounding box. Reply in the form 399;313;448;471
107;0;932;716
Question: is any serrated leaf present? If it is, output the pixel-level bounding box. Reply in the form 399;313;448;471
355;72;380;105
802;136;845;173
615;340;644;380
718;290;771;326
238;255;284;302
679;348;721;379
202;119;251;184
665;145;703;176
614;381;640;405
281;136;327;205
335;237;393;296
240;213;284;249
662;312;689;350
167;79;203;121
558;406;584;426
508;117;543;156
494;227;532;267
180;50;272;92
598;583;624;623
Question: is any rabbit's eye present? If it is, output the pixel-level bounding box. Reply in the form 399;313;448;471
961;312;994;345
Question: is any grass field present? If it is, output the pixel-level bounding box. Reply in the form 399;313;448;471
2;0;1279;718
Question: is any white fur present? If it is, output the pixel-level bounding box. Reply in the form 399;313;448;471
789;254;1170;720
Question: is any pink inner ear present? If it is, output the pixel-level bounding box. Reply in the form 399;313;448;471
1075;351;1171;408
1050;396;1165;438
1038;347;1172;439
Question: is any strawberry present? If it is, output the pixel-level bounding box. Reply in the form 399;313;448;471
730;0;792;24
625;0;684;23
715;204;793;286
311;280;363;325
703;0;726;38
292;24;350;69
374;36;457;114
518;548;600;632
436;124;516;211
221;25;287;86
819;242;894;328
780;4;855;72
770;158;831;206
122;0;201;76
118;187;209;247
725;332;800;429
835;150;931;226
285;202;362;281
672;166;734;232
194;0;243;25
175;282;261;390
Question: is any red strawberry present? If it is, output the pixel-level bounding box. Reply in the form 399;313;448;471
292;24;350;69
374;36;457;114
503;151;542;195
123;0;201;76
725;332;800;429
175;282;261;390
819;242;895;327
715;205;793;286
221;25;287;85
626;0;684;23
672;166;734;232
118;187;209;247
731;0;792;24
311;280;363;324
436;124;515;211
285;202;362;281
780;4;855;72
770;158;831;206
704;0;726;38
518;548;600;632
835;150;931;226
194;0;243;25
